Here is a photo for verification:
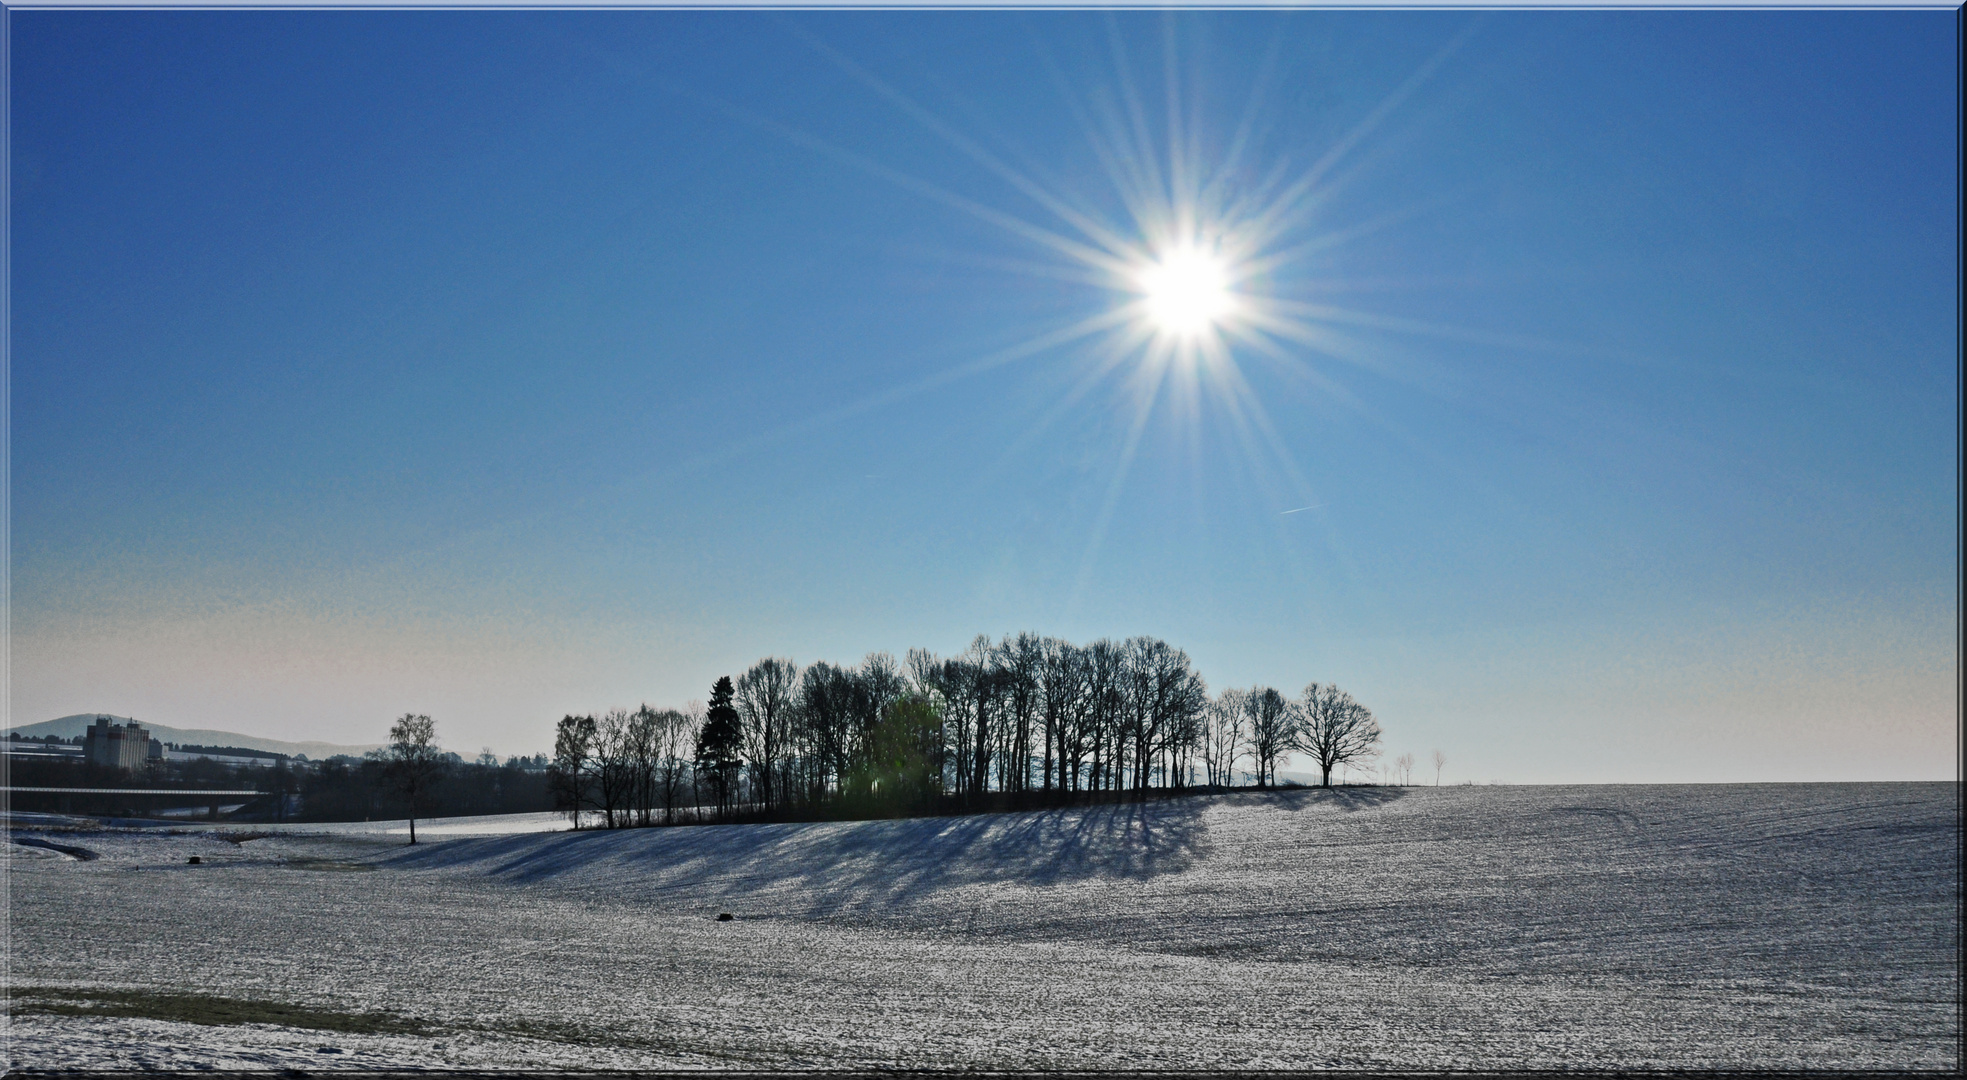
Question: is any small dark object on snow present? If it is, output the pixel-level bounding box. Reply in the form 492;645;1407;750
187;856;201;864
716;912;734;921
316;1047;343;1054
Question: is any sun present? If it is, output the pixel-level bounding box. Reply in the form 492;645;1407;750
1137;246;1237;338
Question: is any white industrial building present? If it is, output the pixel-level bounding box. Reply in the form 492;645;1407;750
82;715;162;771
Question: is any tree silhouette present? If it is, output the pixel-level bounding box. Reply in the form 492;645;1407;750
1244;688;1294;788
540;634;1393;824
549;714;596;829
1204;688;1246;787
385;713;444;845
695;677;744;820
1297;683;1381;788
844;692;944;814
736;658;799;812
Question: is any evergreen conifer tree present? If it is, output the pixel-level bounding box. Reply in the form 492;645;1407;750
695;676;744;818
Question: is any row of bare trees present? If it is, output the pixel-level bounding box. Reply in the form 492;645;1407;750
548;633;1387;827
549;705;699;829
1197;683;1385;788
1370;749;1450;786
903;634;1212;806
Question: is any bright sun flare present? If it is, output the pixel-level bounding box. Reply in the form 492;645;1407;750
1138;247;1236;337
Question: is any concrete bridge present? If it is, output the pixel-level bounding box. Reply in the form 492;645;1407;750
2;786;265;820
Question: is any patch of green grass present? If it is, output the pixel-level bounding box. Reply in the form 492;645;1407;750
10;986;429;1036
15;987;768;1065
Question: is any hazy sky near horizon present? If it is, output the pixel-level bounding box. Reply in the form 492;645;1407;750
11;9;1957;782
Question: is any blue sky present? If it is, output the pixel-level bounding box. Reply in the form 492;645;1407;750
10;9;1957;781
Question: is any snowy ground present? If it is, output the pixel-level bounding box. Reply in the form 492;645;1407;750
237;809;575;837
7;783;1958;1071
4;808;576;837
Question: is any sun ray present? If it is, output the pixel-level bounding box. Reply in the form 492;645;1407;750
1213;28;1287;205
785;21;1145;265
1265;297;1644;366
1161;13;1191;222
973;345;1146;490
1066;340;1174;615
1189;330;1330;506
1219;323;1376;421
683;86;1137;278
1239;195;1462;278
1103;15;1169;232
888;247;1125;291
1236;306;1460;394
1240;22;1480;247
1220;317;1484;508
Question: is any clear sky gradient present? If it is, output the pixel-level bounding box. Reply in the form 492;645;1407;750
10;9;1957;782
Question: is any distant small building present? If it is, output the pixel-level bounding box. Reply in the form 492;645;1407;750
83;715;154;771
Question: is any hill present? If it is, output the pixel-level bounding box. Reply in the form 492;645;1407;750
388;782;1959;973
5;715;383;760
9;782;1955;1071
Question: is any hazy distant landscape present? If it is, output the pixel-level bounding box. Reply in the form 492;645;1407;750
5;715;382;762
8;782;1957;1071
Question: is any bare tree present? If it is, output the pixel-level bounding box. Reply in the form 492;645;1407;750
651;706;696;825
1244;688;1295;788
997;633;1044;794
1039;639;1087;793
798;661;858;807
1203;688;1246;787
593;708;635;829
626;706;664;826
1432;748;1446;786
852;652;907;788
1395;752;1415;786
1132;639;1205;794
736;657;800;814
385;713;445;845
931;636;1001;803
1082;639;1128;794
1157;652;1208;791
550;713;596;829
1297;683;1382;788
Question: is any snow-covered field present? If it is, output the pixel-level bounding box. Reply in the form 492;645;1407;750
236;809;575;837
7;783;1957;1071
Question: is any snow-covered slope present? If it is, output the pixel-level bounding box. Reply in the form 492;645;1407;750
390;782;1958;978
9;783;1957;1071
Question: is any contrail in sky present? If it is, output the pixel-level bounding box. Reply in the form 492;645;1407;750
1279;504;1321;515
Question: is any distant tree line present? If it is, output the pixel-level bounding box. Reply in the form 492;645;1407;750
10;633;1388;828
293;752;553;825
4;746;555;824
169;743;292;760
547;633;1386;828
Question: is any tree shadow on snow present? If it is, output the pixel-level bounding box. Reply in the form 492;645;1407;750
1263;785;1410;813
383;796;1212;912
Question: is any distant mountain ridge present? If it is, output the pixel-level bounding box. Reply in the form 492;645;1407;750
5;715;384;761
